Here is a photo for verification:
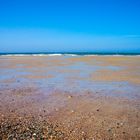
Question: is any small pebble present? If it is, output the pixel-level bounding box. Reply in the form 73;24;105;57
117;122;120;125
71;110;74;113
33;133;36;136
113;133;116;137
68;95;72;99
120;122;124;126
82;131;85;134
123;132;125;134
108;128;112;132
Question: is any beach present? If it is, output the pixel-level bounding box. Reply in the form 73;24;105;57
0;55;140;140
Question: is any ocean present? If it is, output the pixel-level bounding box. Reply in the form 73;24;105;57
0;52;140;56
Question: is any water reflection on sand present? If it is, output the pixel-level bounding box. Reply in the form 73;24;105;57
0;55;140;99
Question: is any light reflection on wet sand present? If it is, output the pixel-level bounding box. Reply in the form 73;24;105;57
0;56;140;98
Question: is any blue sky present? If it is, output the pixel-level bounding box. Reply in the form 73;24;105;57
0;0;140;53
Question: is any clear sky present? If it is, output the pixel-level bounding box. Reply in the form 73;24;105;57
0;0;140;53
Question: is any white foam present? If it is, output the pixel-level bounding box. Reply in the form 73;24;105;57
0;54;140;57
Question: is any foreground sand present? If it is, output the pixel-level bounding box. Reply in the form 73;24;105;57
0;55;140;140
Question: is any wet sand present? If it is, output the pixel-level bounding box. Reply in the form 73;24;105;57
0;56;140;139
